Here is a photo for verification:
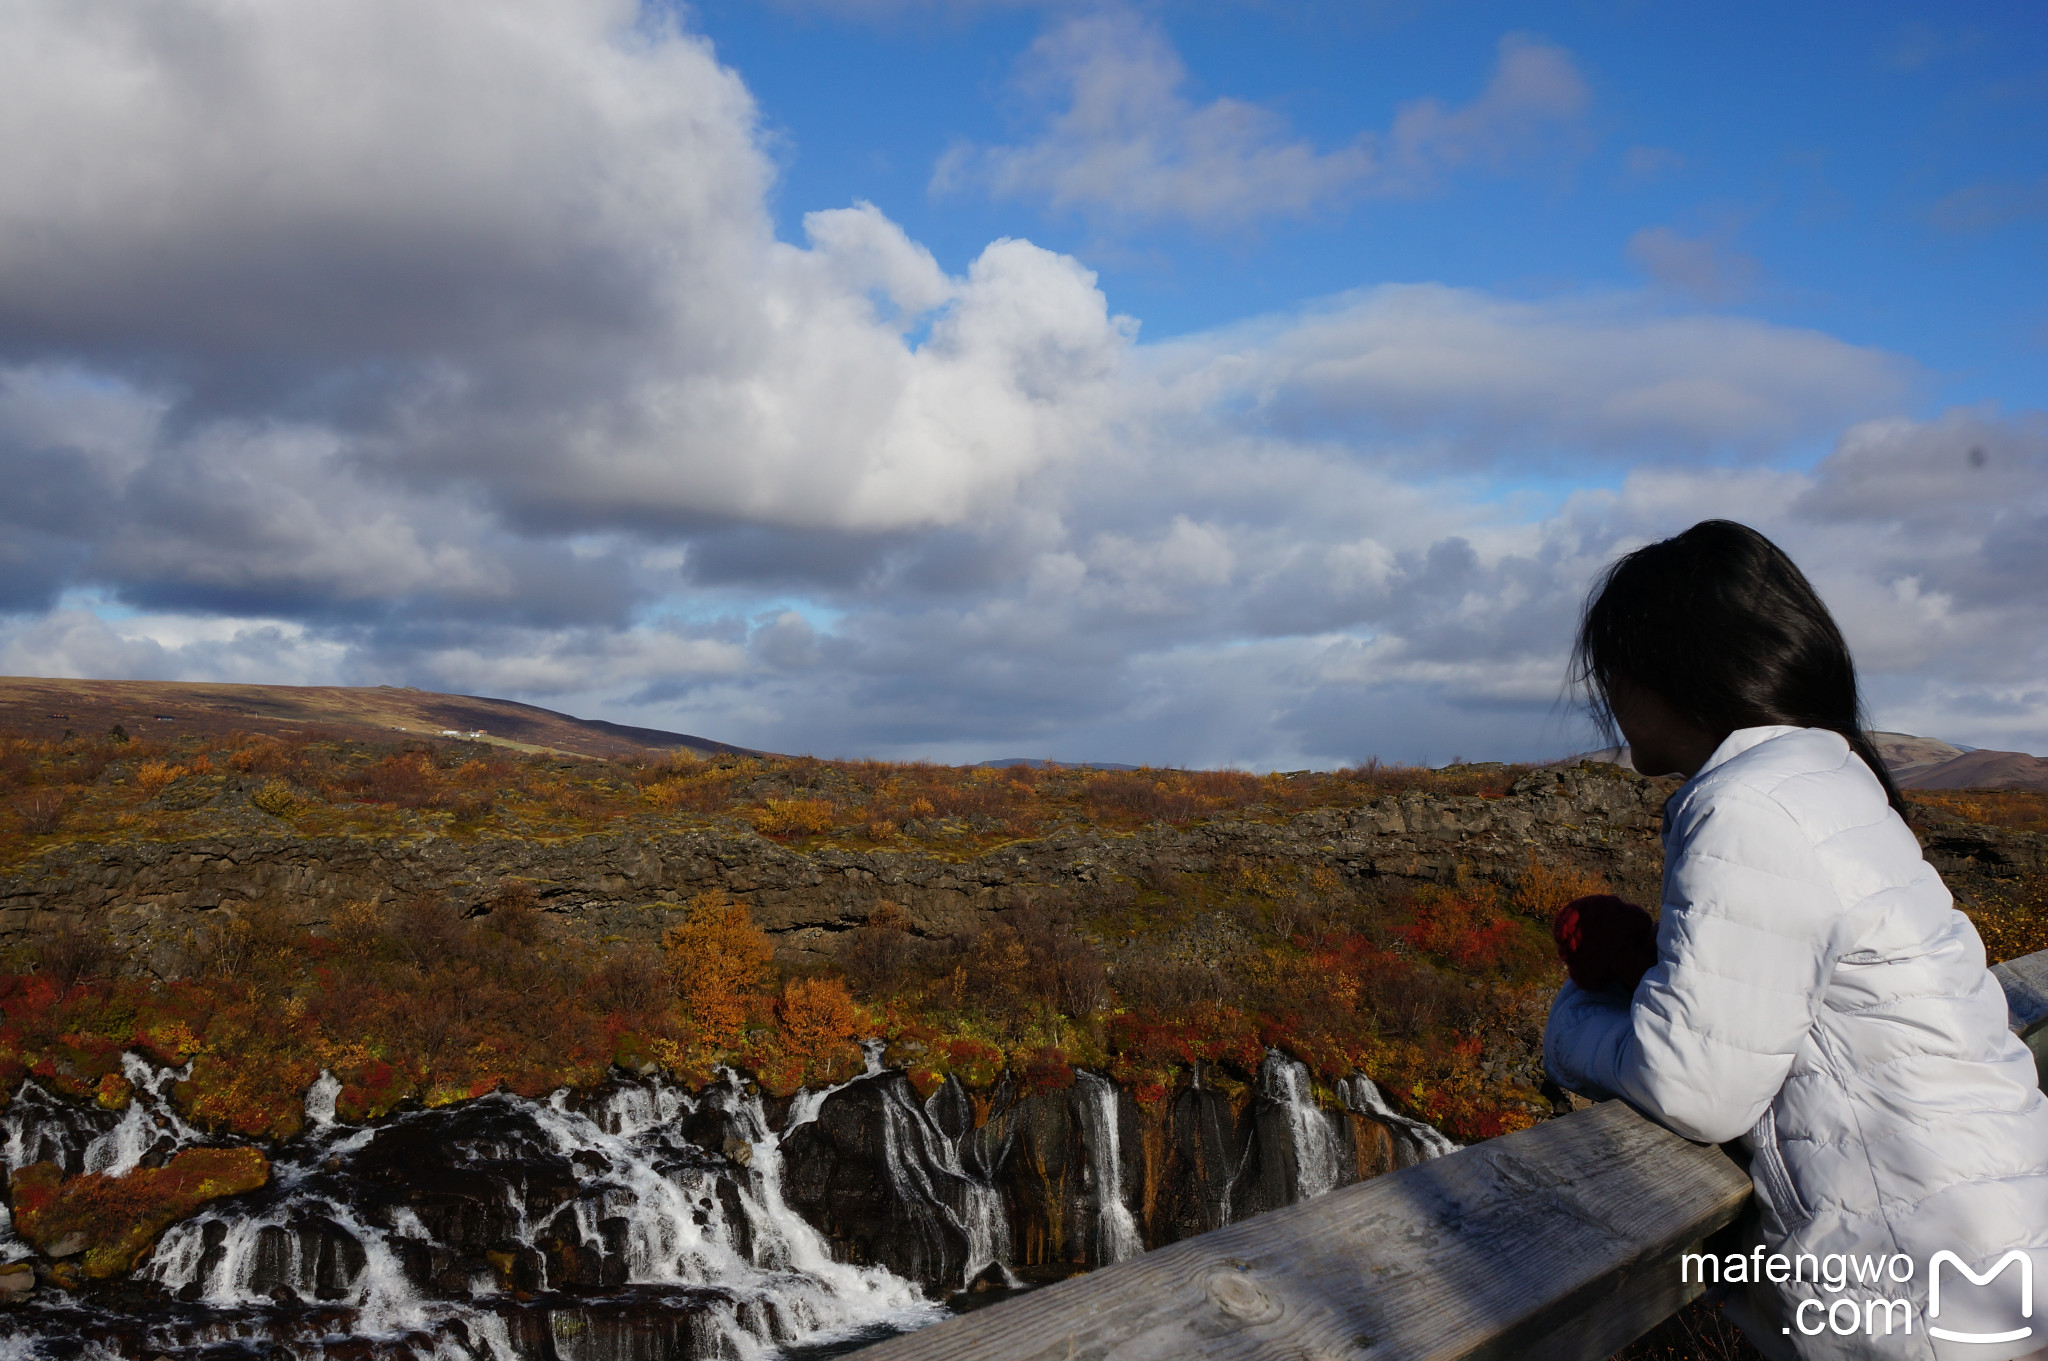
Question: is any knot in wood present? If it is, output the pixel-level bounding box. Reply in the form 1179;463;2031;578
1206;1270;1278;1323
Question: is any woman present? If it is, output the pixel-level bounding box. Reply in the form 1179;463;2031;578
1543;520;2048;1361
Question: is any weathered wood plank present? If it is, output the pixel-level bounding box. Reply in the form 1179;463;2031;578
845;1100;1750;1361
1994;946;2048;1039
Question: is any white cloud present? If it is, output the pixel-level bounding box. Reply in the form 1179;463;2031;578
935;17;1589;227
1144;284;1909;461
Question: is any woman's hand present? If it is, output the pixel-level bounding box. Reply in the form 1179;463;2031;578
1553;894;1659;996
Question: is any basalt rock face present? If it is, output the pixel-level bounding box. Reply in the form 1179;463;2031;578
2;765;1679;969
777;1052;1435;1286
0;1050;1454;1358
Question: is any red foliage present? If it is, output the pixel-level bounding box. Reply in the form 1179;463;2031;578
1014;1045;1076;1097
1400;888;1518;970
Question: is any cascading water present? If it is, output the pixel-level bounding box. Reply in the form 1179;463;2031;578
0;1056;941;1361
1259;1052;1345;1202
873;1078;1014;1287
1071;1072;1141;1263
1337;1073;1459;1166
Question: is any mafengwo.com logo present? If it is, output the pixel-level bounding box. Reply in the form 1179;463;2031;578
1682;1248;2034;1343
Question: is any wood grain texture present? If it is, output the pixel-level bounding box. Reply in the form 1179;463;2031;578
1995;947;2048;1039
845;1100;1751;1361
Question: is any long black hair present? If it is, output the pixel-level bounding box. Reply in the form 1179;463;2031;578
1572;519;1907;815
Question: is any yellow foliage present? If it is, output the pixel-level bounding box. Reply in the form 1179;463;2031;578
1511;857;1611;922
663;890;775;1048
749;798;834;835
645;779;690;811
136;761;187;796
250;779;304;818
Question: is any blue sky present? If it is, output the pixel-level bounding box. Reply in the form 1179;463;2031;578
0;1;2043;766
705;1;2047;399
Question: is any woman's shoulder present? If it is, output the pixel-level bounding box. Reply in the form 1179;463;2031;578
1670;726;1892;842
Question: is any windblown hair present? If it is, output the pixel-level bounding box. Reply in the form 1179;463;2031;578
1573;519;1906;815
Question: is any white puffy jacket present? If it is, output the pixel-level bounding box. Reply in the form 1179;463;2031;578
1544;726;2048;1361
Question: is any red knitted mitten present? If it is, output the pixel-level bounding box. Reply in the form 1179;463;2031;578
1553;894;1659;995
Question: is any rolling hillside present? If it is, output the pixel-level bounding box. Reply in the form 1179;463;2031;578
0;676;757;761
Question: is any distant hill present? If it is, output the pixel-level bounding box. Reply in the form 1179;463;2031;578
0;676;757;761
1870;731;1970;782
1897;748;2048;792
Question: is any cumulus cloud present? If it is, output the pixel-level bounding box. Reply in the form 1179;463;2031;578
0;1;1127;542
1;0;2038;765
934;16;1589;227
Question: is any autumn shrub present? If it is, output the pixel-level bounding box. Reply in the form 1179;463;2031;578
645;779;691;812
664;890;775;1048
250;778;308;818
957;923;1036;1036
10;1146;269;1277
135;760;187;797
776;977;860;1068
1004;907;1108;1017
1510;858;1613;923
1400;886;1521;972
750;798;835;836
479;880;547;946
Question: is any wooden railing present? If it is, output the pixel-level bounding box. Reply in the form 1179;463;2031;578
848;946;2048;1361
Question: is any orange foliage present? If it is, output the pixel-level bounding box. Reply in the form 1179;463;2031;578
10;1146;268;1277
135;760;187;796
664;890;775;1048
776;977;860;1066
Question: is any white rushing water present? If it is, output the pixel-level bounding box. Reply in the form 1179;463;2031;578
1072;1071;1142;1263
28;1055;946;1360
1337;1073;1460;1165
873;1077;1014;1287
1259;1052;1345;1202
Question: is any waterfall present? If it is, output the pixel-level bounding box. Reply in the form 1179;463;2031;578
1337;1073;1459;1165
1259;1052;1344;1201
0;1052;943;1360
1072;1071;1141;1264
783;1040;885;1135
873;1078;1014;1287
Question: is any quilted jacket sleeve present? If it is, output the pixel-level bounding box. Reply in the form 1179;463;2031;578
1544;783;1849;1144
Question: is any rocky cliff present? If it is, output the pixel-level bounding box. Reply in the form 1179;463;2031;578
0;1043;1449;1359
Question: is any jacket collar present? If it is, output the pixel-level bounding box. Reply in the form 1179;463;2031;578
1691;724;1807;781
